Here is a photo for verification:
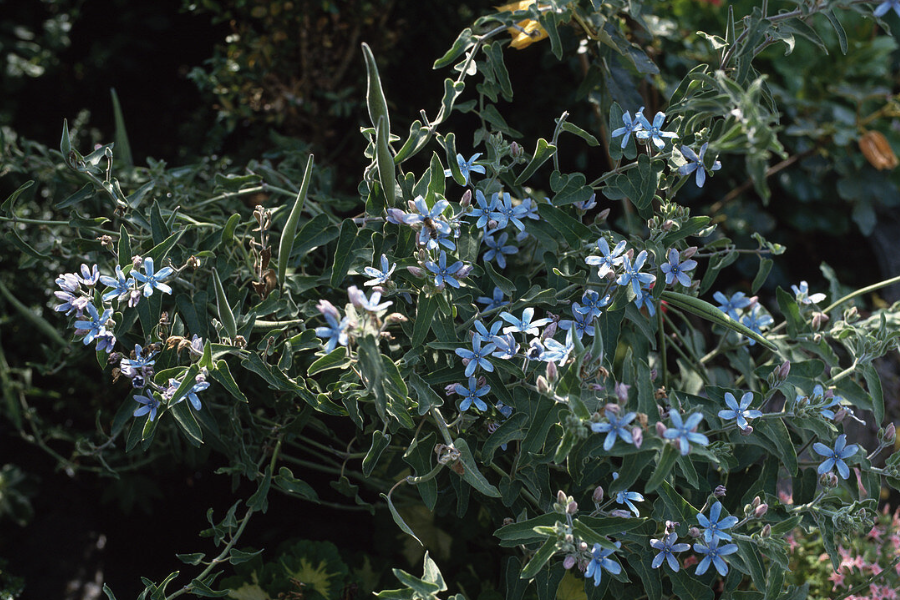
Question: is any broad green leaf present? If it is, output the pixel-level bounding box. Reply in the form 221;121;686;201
308;346;351;376
408;371;443;416
376;115;397;207
394;120;432;164
433;28;475;69
453;438;501;497
170;401;203;447
362;430;391;476
277;154;314;287
382;491;423;545
645;443;679;493
515;138;556;185
110;88;133;167
274;466;319;502
560;122;599;146
247;465;272;513
330;219;358;287
520;538;559;580
755;417;797;476
210;359;248;403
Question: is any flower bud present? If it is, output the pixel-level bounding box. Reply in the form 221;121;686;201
610;510;632;519
615;382;631;403
883;423;896;445
761;524;771;538
557;490;568;504
456;264;474;279
510;141;522;158
407;200;418;212
662;220;675;231
751;496;761;508
567;500;578;515
187;255;201;270
811;312;829;330
444;383;457;396
688;527;701;538
592;486;604;504
503;517;514;526
406;266;425;278
595;208;610;223
347;285;366;309
834;408;848;423
632;427;643;449
682;246;698;259
819;472;838;488
754;503;768;518
665;520;679;533
546;361;558;383
714;485;727;498
778;361;791;381
536;375;551;394
385;208;407;224
656;421;668;437
488;219;499;231
542;321;558;340
385;313;408;324
859;130;898;171
132;255;143;269
740;425;754;436
563;555;576;570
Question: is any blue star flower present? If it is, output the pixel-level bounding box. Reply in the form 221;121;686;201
740;305;773;346
499;307;551;336
634;283;656;316
489;192;528;232
584;542;622;587
455;333;497;377
697;501;739;544
477;286;508;312
483;232;518;269
314;300;349;353
679;143;721;188
133;393;160;421
574;193;597;212
617;250;656;296
718;391;762;431
131;257;174;297
650;532;690;572
469;190;499;232
454;376;491;412
590;409;636;450
874;0;900;18
78;263;101;286
791;281;826;305
585;238;627;278
575;290;610;320
99;265;136;303
635;111;678;150
611;108;645;149
663;412;709;455
660;248;697;287
184;380;210;411
490;332;519;359
364;254;396;286
559;306;595;340
348;285;393;313
444;153;486;185
813;434;859;480
120;344;159;379
425;251;465;289
713;291;752;321
74;303;114;346
541;329;575;365
694;538;738;576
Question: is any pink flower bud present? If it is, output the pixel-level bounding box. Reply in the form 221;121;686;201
456;264;473;279
778;361;791;381
567;501;578;515
546;361;558;383
510;141;522;158
632;427;643;449
460;189;472;208
536;376;550;394
688;527;701;538
557;490;568;504
682;246;698;259
740;425;754;436
883;423;896;444
444;384;457;396
754;503;768;518
714;485;727;498
761;524;771;537
656;421;668;437
615;382;631;403
592;486;604;503
563;555;576;570
407;266;425;278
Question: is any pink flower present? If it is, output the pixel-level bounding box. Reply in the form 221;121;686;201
867;525;883;542
828;569;846;591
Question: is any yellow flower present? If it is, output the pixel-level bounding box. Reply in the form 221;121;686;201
496;0;549;49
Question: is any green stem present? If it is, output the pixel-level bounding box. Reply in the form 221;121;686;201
822;274;900;315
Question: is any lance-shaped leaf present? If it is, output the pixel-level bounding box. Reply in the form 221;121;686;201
277;154;314;288
362;42;390;132
376;115;396;207
212;269;237;340
661;290;777;350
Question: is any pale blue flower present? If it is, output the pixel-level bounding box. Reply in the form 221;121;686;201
444;153;486;185
813;434;859;480
636;111;678;150
490;192;528;232
483;232;518;269
314;300;349;353
364;254;396;286
740;305;773;346
650;533;690;571
585;238;627;278
664;412;709;455
634;284;656;316
679;143;721;188
132;257;174;297
99;265;136;303
694;538;738;576
454;376;491;411
874;0;900;18
697;501;739;544
425;251;465;288
348;285;392;313
585;542;622;587
133;393;160;421
660;248;697;287
611;472;643;516
575;290;609;320
718;392;761;431
477;287;508;312
120;344;158;379
791;281;826;305
574;193;597;211
617;250;656;296
541;329;575;365
78;263;101;286
590;409;636;450
559;306;594;339
611;108;644;149
469;190;498;232
499;307;551;336
455;333;496;377
74;303;114;346
713;291;752;321
491;332;519;359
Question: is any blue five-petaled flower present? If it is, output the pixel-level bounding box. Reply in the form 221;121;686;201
455;333;497;377
132;257;174;297
133;393;160;421
813;434;859;480
444;153;486;185
636;111;678;150
694;538;738;576
612;472;644;517
664;412;709;455
425;251;465;289
679;143;721;188
874;0;900;19
713;291;752;321
617;250;656;296
584;542;622;587
611;108;644;149
364;254;396;286
697;501;739;544
454;377;491;412
499;307;551;336
650;532;690;572
718;391;762;431
585;238;627;278
660;248;697;287
590;409;636;450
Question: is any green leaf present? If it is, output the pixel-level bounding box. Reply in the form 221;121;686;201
331;220;358;287
308;347;351;376
408;371;443;416
277;154;315;288
394;120;432;165
110;88;133;168
170;400;203;446
776;287;803;338
357;335;388;423
560;122;599;146
210;359;248;403
515;138;556;185
536;203;592;247
412;294;437;348
434;79;467;126
484;260;517;297
293;213;338;257
482;412;528;465
669;568;714;600
572;516;647;538
735;539;766;593
495;514;562;547
660;216;712;246
54;182;95;210
751;257;773;294
862;363;885;425
247;465;272;513
362;430;391;476
362;42;390;132
662;291;777;350
188;579;230;597
376;115;397;208
485;42;512;100
439;132;465;186
382;491;423;545
212;269;237;340
453;437;501;497
481;104;523;138
520;538;559;580
176;553;206;566
1;179;34;214
755;417;797;476
229;548;263;565
274;466;319;502
824;9;848;55
434;28;475;69
645;443;679;493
